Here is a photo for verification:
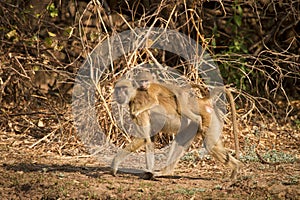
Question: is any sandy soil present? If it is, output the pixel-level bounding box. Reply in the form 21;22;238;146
1;130;299;200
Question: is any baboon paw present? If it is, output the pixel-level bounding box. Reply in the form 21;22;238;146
131;111;140;118
110;168;117;177
141;171;156;180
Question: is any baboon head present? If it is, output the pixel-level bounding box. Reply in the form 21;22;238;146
135;71;154;91
113;79;135;104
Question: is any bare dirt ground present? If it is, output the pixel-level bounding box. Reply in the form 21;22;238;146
1;126;299;200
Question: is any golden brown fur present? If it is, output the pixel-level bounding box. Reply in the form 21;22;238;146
111;79;241;179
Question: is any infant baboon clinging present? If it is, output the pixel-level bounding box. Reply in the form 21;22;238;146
133;71;204;127
111;74;241;179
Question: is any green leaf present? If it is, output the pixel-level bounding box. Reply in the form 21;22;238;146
65;27;74;38
33;65;40;71
237;5;243;15
46;3;58;18
211;38;216;48
6;30;18;39
47;31;56;37
234;15;242;27
44;37;53;46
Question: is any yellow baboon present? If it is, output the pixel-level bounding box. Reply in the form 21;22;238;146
111;76;241;179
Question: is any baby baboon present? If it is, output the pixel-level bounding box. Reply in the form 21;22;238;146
112;78;241;179
133;71;203;126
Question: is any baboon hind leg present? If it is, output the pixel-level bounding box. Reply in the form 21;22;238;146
202;109;241;179
209;140;241;179
154;121;199;177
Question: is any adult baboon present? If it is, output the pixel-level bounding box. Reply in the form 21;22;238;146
111;77;241;179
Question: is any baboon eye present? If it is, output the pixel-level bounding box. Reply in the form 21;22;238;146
138;80;148;84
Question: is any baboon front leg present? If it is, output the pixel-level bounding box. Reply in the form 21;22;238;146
111;123;155;176
145;136;155;172
111;138;145;176
136;124;155;173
